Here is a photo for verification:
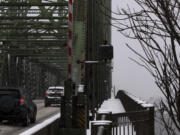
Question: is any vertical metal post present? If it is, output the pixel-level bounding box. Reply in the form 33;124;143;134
64;78;74;127
60;79;87;135
23;58;26;88
7;54;11;86
91;121;112;135
149;107;154;135
68;0;73;79
97;110;112;121
62;0;74;127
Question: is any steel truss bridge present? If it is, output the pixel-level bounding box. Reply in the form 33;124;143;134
0;1;155;135
0;0;69;98
0;0;112;105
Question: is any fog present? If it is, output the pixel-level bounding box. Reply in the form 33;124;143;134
111;0;163;100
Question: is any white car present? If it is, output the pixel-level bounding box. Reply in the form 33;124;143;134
44;86;64;107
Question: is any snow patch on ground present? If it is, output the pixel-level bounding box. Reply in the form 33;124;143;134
98;98;125;114
123;90;154;108
89;98;136;135
87;129;90;135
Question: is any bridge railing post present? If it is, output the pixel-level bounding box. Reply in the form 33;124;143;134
91;121;112;135
96;110;112;121
149;107;154;135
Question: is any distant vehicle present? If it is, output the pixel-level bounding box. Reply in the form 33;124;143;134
0;88;37;126
44;86;64;107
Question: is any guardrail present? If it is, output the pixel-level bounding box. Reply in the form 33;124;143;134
116;90;153;111
116;90;154;135
111;109;153;135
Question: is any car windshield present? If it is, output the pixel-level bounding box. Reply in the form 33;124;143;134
0;89;20;98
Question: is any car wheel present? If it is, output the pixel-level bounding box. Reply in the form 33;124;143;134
23;113;30;126
30;111;36;123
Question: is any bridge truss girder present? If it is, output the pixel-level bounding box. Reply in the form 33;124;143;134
0;0;68;98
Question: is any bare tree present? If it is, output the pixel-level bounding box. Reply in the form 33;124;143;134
113;0;180;134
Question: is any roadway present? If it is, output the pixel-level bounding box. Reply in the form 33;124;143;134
0;99;60;135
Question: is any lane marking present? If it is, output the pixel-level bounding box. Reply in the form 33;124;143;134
19;113;60;135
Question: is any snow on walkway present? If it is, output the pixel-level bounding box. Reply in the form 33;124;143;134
96;98;136;135
98;98;125;114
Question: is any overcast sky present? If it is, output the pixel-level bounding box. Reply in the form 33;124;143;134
111;0;163;100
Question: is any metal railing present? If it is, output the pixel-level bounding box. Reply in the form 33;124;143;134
91;90;154;135
111;109;154;135
91;108;154;135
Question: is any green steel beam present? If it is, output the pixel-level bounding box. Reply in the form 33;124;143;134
30;57;67;60
0;26;67;29
0;2;68;6
0;22;68;25
0;33;67;36
0;39;66;42
30;61;67;63
1;48;66;51
1;43;67;47
0;16;68;20
0;0;69;88
11;54;67;57
6;51;67;55
13;44;67;47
